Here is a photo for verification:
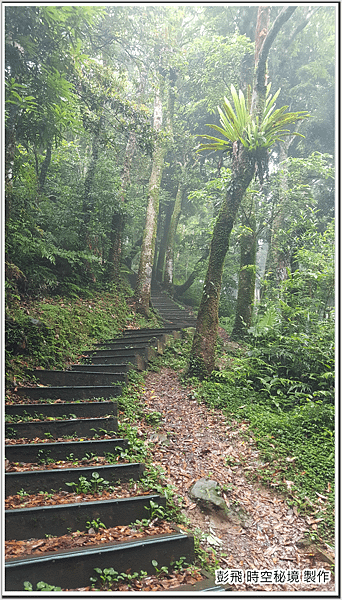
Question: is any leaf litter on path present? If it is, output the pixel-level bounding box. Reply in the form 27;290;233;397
138;368;335;593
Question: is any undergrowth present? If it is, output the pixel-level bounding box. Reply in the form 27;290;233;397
5;283;153;387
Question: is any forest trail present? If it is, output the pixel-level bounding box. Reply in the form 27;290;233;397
138;367;335;593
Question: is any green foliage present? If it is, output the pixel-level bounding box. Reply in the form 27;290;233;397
199;84;309;153
145;411;163;425
86;518;106;530
65;472;112;495
24;581;61;592
146;499;167;521
151;560;169;577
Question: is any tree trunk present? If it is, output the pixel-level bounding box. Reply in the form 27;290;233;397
190;145;256;375
189;5;297;377
81;123;101;250
163;182;182;292
106;132;137;282
231;204;257;339
5;119;17;225
107;66;149;282
263;142;291;285
155;200;174;283
134;85;165;316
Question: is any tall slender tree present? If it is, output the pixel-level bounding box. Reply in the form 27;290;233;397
134;80;167;315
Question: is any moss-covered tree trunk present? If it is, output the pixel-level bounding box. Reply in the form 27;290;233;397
190;146;256;375
163;182;182;292
134;85;166;316
230;9;268;340
231;205;257;339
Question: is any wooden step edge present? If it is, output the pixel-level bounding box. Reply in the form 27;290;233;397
5;494;167;540
5;529;194;591
5;437;127;463
5;462;146;496
5;415;118;439
14;385;122;400
5;401;117;418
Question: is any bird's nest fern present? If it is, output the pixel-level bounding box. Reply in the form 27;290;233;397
198;84;310;159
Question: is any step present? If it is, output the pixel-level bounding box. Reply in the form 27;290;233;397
71;364;130;373
5;462;145;496
121;327;181;336
82;346;158;360
162;321;196;328
5;494;167;540
14;385;122;401
32;370;127;387
5;416;118;440
5;401;117;419
151;304;191;312
85;354;146;369
161;316;196;323
93;339;159;348
5;437;127;463
158;316;195;322
154;311;191;317
93;337;166;349
5;529;194;591
90;339;164;353
153;306;192;312
151;300;183;306
96;332;168;344
151;302;190;310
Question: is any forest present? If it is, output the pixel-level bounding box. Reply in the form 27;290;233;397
5;4;335;593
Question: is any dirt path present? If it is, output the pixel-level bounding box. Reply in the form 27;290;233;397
139;368;335;593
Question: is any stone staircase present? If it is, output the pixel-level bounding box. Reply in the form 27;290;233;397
5;297;226;592
151;288;197;329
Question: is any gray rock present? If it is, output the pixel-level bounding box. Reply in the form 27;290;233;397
189;478;252;528
190;478;226;511
149;433;170;445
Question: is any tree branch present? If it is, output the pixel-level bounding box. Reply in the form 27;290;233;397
256;6;297;91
